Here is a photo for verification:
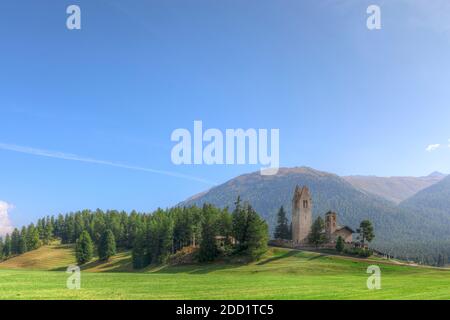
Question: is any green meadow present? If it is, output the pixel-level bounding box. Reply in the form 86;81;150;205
0;245;449;300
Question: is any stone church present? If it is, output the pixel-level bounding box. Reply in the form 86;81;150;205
292;186;354;245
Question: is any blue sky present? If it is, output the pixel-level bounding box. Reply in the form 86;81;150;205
1;0;450;229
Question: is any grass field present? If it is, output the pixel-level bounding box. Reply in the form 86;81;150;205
0;246;449;300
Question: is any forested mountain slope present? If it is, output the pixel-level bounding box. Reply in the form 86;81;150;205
181;167;450;263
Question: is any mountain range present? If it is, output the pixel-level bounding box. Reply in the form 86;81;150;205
180;167;450;262
343;172;445;204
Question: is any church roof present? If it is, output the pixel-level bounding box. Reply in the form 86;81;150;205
335;226;355;234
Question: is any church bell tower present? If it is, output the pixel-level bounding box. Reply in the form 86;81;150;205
292;186;312;244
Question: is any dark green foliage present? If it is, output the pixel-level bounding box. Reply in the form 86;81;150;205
358;220;375;245
132;229;148;269
232;200;269;260
146;210;173;264
173;206;202;251
18;227;28;254
26;224;40;251
216;208;233;245
61;214;74;244
126;210;141;249
54;214;65;239
198;205;219;262
336;236;344;253
343;247;373;257
231;197;247;246
0;238;3;260
11;228;20;255
75;231;94;265
98;229;116;261
308;217;325;247
436;253;447;267
4;199;268;267
3;234;11;257
274;206;290;240
43;216;53;245
244;207;269;260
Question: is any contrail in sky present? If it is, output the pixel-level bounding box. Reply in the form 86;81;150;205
0;142;217;186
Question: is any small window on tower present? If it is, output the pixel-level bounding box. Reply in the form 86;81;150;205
303;200;308;208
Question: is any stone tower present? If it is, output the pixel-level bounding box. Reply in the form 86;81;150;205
325;211;337;241
292;186;312;244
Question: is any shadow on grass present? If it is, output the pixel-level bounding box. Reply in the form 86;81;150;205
51;252;132;272
151;261;244;274
84;258;132;272
256;250;298;265
307;253;329;261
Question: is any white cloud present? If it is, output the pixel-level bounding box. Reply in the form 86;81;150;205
0;201;14;237
426;144;441;152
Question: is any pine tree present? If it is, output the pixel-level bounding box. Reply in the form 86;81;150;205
11;228;20;255
245;205;269;260
0;238;4;260
55;214;65;239
74;214;85;241
198;205;219;262
18;227;28;254
91;213;106;244
43;216;53;245
232;197;248;248
62;214;75;244
3;234;11;257
232;202;269;260
75;231;94;265
147;211;173;264
98;229;116;261
127;211;141;249
274;206;290;240
336;236;344;253
217;208;233;247
132;228;148;269
26;224;41;250
308;216;325;247
37;218;45;239
358;220;375;246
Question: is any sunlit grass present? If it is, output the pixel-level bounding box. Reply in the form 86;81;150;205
0;246;449;300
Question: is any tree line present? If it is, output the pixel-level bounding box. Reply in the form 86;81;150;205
0;197;269;268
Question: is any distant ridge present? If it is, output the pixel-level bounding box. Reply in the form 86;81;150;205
428;171;446;178
400;175;450;221
343;173;446;204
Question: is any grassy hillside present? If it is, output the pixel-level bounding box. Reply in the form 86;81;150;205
0;244;133;273
0;244;76;271
0;246;449;299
